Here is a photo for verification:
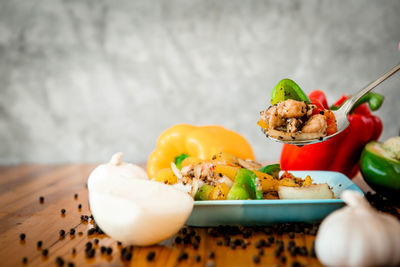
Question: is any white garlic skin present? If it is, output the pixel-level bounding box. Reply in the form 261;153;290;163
315;190;400;267
88;152;148;182
88;152;194;246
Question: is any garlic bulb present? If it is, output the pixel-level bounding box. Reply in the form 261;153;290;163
88;152;148;182
88;153;194;246
315;190;400;267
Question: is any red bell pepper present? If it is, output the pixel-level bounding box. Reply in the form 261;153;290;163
280;90;384;178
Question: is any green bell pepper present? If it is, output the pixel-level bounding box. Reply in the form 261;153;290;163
258;164;281;179
360;138;400;198
194;184;214;200
227;169;263;200
270;79;310;105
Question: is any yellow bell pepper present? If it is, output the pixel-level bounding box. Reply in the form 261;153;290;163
147;124;255;178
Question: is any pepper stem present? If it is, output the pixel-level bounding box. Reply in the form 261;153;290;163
110;152;123;166
350;92;384;113
341;190;371;210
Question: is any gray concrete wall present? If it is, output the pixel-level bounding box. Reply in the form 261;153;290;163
0;0;399;164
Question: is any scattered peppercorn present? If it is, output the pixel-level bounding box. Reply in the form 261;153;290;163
61;209;66;215
87;228;95;235
56;256;64;266
177;252;188;261
39;196;44;203
174;236;182;244
117;241;122;246
70;229;75;235
216;240;222;246
86;248;95;258
94;238;99;245
71;248;76;255
194;254;202;262
42;249;49;257
37;240;43;248
78;204;82;209
19;233;26;241
59;229;65;237
288;232;295;239
22;257;28;264
78;232;83;236
106;247;112;255
85;242;93;250
253;255;260;263
146;251;156;261
74;193;78;199
258;249;264;256
281;255;287;263
208;251;215;259
67;262;74;267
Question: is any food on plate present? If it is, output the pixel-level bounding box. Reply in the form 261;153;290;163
147;124;255;178
88;153;193;246
278;183;333;200
360;136;400;198
315;190;400;267
258;79;337;141
150;148;334;200
280;91;384;178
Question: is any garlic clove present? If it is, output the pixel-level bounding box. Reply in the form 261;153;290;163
88;153;194;246
89;175;193;246
315;190;400;267
89;152;148;183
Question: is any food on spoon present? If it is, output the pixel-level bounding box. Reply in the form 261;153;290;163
88;153;193;246
281;91;384;178
258;79;337;141
147;124;255;178
360;136;400;198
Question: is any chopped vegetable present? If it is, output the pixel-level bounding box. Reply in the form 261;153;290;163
227;169;263;200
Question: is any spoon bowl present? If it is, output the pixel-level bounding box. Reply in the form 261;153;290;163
264;62;400;146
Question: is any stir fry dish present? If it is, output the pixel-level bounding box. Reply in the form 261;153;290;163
258;79;337;141
151;152;334;200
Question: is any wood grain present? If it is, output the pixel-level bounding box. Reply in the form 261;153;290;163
0;165;323;267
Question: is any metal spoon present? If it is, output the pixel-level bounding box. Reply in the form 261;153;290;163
264;62;400;146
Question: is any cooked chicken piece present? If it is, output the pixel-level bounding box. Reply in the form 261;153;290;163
277;99;307;118
263;106;285;129
238;158;262;170
306;104;317;117
287;118;302;133
302;114;327;133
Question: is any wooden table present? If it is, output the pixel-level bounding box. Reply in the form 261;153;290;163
0;165;376;267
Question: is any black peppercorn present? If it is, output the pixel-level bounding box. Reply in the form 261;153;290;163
22;257;28;264
61;209;66;215
106;247;112;255
42;249;49;257
37;240;43;248
71;248;76;255
59;230;65;237
78;204;82;209
70;229;75;235
100;246;106;254
56;256;64;266
194;254;201;262
39;196;44;203
74;193;78;199
67;262;74;267
177;252;188;261
253;255;260;263
208;251;215;259
20;233;26;241
94;238;99;245
146;251;156;261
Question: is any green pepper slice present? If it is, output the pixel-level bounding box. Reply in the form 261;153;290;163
258;164;281;179
227;169;263;200
194;184;214;201
270;79;310;105
360;141;400;198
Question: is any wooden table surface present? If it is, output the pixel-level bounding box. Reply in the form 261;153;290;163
0;164;381;267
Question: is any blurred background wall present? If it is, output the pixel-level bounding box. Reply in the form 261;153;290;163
0;0;399;164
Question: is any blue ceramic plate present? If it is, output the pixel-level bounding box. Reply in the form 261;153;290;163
186;171;363;226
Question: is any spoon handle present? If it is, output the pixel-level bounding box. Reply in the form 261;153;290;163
340;62;400;114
